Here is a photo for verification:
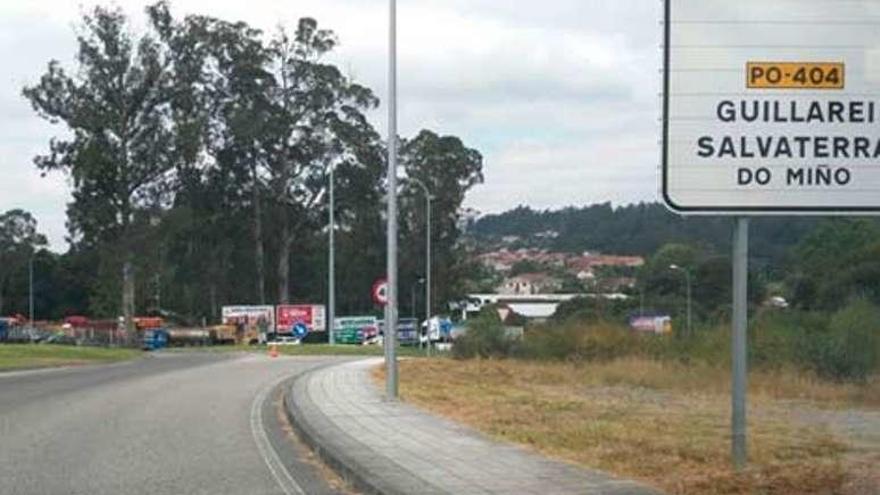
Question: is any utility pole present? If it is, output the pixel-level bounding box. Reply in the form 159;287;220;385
28;254;34;329
123;261;135;345
328;164;336;345
384;0;399;400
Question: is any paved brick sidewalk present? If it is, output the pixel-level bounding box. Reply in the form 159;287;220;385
285;358;661;495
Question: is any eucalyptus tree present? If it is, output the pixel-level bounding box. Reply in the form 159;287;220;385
262;19;378;303
147;4;268;313
399;130;484;307
0;210;48;314
23;5;175;334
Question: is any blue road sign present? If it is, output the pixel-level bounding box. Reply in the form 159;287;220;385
292;322;309;340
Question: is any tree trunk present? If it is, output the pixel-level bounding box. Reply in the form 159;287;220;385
209;283;217;324
251;165;266;305
122;259;135;345
277;221;292;304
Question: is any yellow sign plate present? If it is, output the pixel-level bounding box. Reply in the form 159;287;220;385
746;62;845;90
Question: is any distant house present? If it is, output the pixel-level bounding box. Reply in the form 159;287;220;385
565;254;644;277
496;273;563;295
597;277;638;292
495;305;526;339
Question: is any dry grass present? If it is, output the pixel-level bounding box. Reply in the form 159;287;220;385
376;358;879;495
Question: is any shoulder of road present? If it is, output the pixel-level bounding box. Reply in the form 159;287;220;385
285;358;662;495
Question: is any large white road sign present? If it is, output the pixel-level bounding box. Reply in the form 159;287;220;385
663;0;880;213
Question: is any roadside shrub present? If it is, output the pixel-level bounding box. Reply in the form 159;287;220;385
452;310;516;359
750;310;828;369
518;322;646;362
805;300;880;382
654;326;729;366
551;297;639;325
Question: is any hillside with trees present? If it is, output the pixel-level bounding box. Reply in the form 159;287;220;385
471;203;833;271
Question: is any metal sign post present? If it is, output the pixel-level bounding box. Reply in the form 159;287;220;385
328;164;336;345
731;217;749;469
384;0;399;401
663;0;880;469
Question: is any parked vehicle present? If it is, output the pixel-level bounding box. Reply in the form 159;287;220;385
142;329;169;351
166;328;212;347
210;324;260;346
422;317;454;344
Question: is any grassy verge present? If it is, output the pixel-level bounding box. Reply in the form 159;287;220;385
0;344;142;371
378;358;879;495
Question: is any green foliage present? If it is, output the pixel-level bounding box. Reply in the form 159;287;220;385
789;219;880;311
452;309;515;359
804;300;880;382
551;297;640;325
0;210;48;314
20;3;482;322
399;130;484;310
453;303;880;383
472;203;824;266
518;323;642;362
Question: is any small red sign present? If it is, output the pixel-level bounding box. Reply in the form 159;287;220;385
372;278;388;306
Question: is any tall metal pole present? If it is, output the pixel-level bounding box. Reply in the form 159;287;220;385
28;255;34;328
411;282;416;318
731;217;750;469
328;164;336;345
425;194;432;357
384;0;399;400
409;178;433;355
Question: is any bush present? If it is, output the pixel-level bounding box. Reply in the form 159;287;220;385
750;310;828;369
805;300;880;382
452;310;516;359
519;322;643;362
551;297;639;325
455;301;879;383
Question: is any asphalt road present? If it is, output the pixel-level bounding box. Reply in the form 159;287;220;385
0;352;350;495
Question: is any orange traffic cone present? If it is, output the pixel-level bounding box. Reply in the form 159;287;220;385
269;343;279;358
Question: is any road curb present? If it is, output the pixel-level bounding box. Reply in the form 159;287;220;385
282;359;417;495
283;359;663;495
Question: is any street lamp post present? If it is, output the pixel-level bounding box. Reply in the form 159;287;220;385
411;278;424;319
385;0;399;400
409;178;433;354
670;264;692;337
28;254;34;329
328;163;336;345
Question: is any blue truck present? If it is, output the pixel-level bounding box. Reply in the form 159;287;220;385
142;329;169;351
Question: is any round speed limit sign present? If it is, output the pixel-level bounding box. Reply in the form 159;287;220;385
371;278;388;306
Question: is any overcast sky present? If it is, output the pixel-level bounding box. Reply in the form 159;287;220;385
0;1;662;251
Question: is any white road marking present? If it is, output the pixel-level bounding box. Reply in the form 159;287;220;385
250;374;307;495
